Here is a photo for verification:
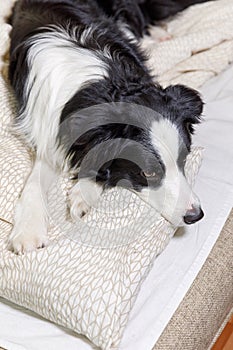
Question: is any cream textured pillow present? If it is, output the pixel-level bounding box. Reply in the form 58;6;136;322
0;71;203;349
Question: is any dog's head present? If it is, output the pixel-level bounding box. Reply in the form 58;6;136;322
67;84;204;226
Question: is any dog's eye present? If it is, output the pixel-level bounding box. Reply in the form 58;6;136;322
141;171;157;178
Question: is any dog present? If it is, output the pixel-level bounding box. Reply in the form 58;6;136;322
8;0;204;253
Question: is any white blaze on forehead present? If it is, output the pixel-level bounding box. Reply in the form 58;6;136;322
150;119;179;167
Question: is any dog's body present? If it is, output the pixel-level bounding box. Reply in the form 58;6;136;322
8;0;204;253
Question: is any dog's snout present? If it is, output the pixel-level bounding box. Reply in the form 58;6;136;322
183;206;204;225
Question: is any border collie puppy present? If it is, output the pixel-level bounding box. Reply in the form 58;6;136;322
8;0;204;253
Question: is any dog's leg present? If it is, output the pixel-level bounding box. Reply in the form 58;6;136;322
68;178;103;220
8;159;56;254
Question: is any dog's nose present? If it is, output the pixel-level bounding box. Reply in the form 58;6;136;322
183;206;204;225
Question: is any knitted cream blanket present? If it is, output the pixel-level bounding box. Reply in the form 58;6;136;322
143;0;233;88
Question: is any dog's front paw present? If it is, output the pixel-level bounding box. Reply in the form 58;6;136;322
68;179;103;221
8;218;48;254
68;186;91;220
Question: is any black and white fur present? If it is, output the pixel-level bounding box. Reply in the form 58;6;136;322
8;0;204;253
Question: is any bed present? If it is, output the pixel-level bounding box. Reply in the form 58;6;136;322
0;1;233;349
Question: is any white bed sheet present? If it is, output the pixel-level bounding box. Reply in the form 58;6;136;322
1;65;233;350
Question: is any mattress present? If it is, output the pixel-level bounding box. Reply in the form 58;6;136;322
0;63;233;350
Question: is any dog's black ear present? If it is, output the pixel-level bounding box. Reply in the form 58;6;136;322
112;0;147;38
164;84;204;128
